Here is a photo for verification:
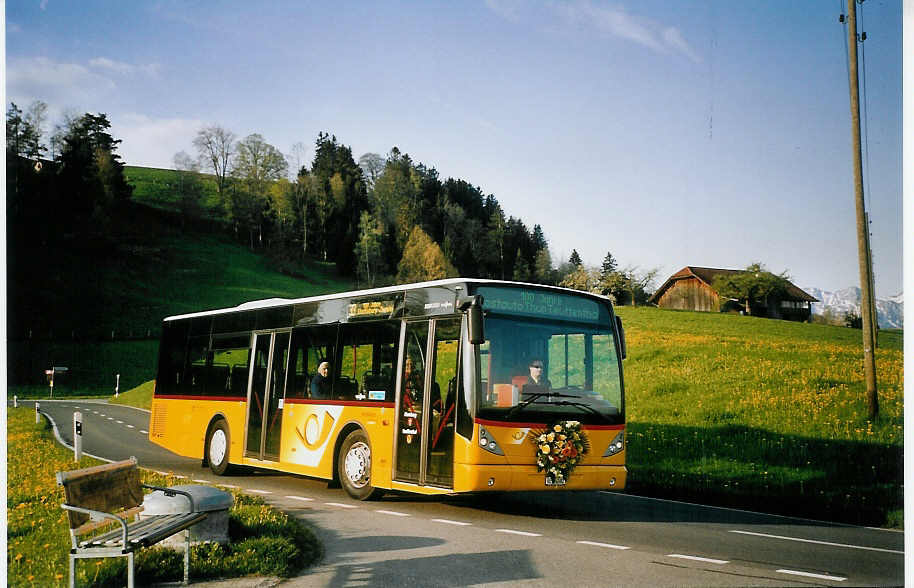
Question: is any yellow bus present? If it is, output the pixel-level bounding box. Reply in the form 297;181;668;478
149;279;627;499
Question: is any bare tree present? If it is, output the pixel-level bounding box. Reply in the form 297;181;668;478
193;124;235;203
287;141;308;180
358;152;384;190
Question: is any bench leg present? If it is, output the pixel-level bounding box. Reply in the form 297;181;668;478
69;554;76;588
127;552;135;588
184;528;190;586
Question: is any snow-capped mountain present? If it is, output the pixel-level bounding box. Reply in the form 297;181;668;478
805;287;904;329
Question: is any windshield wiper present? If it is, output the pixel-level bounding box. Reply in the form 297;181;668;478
550;400;614;424
503;391;576;420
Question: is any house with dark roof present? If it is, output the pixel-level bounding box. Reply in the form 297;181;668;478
648;266;819;321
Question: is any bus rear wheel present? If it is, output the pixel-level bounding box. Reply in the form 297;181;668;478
338;429;384;500
206;420;231;475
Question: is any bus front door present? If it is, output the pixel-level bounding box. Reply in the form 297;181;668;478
245;331;290;461
394;318;459;488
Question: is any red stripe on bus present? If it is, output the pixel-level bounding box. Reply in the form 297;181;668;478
284;399;396;408
475;418;624;431
154;394;245;402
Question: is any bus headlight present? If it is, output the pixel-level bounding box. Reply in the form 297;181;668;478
478;425;504;456
603;430;624;457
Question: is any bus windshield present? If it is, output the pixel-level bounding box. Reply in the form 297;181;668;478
477;315;623;425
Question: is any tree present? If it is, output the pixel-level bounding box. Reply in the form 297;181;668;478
559;265;600;293
287;141;308;180
355;210;386;287
231;134;288;248
396;226;457;283
600;252;618;277
533;247;554;284
712;263;791;315
358;152;384;190
193;125;235;207
25;100;48;157
56;112;132;218
620;265;659;306
7;102;41;158
569;249;583;267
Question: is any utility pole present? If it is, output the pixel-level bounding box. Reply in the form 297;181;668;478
845;0;878;419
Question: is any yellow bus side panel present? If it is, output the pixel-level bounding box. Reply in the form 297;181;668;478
149;397;248;462
279;403;395;486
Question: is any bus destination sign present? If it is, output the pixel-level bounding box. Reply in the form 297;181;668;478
475;286;603;323
348;299;396;320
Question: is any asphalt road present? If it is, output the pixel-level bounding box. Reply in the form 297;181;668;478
34;399;906;587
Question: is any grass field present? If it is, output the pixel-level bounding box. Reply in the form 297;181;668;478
616;305;903;526
124;165;221;213
7;407;322;586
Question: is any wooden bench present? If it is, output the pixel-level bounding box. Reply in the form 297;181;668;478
57;457;207;588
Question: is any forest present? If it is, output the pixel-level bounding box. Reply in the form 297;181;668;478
7;100;656;304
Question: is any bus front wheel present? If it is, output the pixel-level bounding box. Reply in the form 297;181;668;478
338;429;384;501
206;420;231;475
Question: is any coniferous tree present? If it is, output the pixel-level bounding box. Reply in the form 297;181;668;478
569;249;583;267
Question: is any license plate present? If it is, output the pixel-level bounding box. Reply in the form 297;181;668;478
545;475;566;486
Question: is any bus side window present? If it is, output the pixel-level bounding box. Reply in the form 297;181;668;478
339;322;399;402
211;335;251;398
288;325;338;399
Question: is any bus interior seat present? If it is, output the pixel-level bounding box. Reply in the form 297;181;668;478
493;383;517;407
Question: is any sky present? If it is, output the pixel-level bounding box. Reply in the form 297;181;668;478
4;0;904;298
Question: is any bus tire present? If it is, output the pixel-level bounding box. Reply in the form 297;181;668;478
338;429;384;501
206;419;231;476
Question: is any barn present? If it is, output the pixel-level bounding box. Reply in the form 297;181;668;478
648;266;818;321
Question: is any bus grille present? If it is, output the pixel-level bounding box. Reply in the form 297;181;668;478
151;403;167;438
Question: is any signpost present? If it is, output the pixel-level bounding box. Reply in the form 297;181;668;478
45;366;69;398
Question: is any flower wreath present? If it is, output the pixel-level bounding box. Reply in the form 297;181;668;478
528;420;590;485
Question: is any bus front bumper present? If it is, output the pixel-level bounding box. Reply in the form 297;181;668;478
454;464;627;493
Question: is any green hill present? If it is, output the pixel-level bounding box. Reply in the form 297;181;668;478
8;199;353;394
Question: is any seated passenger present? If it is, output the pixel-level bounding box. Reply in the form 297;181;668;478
310;361;331;398
522;359;552;395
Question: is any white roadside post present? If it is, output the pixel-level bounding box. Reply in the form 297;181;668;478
115;373;120;398
13;395;17;408
35;401;40;423
73;411;83;462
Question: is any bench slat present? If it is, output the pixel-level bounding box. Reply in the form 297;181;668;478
79;513;207;551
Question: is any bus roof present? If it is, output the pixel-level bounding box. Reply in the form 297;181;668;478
163;278;613;322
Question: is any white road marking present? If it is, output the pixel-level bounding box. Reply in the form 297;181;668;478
154;471;169;476
375;510;410;517
285;495;314;502
172;474;186;479
126;424;135;429
107;417;114;420
496;529;542;537
140;430;149;434
777;569;847;582
192;479;210;483
325;502;358;509
432;519;471;526
248;489;272;494
667;554;729;565
730;530;904;555
116;420;123;424
577;540;630;550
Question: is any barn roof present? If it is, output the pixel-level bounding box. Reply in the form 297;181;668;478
649;266;819;304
